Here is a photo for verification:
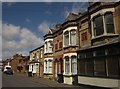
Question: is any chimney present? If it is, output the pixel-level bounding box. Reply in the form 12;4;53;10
56;24;61;30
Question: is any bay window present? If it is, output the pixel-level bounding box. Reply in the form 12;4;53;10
70;30;76;46
45;60;47;73
48;41;53;53
94;58;106;76
93;15;104;36
71;56;77;74
92;12;115;37
105;12;114;34
64;31;69;47
85;60;94;76
65;56;69;74
48;60;52;73
107;56;119;77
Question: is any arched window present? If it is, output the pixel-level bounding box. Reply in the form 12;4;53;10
64;31;69;47
104;12;114;34
70;30;76;46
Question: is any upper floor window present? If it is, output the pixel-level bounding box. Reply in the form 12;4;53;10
59;42;62;49
93;15;104;36
55;43;58;51
44;42;47;53
48;41;53;53
40;50;43;58
92;12;115;38
105;13;114;34
64;31;69;47
70;30;76;46
81;32;87;41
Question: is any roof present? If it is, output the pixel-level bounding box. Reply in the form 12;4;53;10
29;45;44;53
65;13;79;22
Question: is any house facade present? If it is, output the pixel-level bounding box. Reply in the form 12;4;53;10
53;24;64;82
43;28;54;79
77;2;120;89
29;45;44;77
10;54;29;73
62;13;79;85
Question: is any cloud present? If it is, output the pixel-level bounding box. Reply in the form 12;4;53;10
71;2;88;14
2;23;44;60
63;2;88;18
38;22;50;34
2;23;20;40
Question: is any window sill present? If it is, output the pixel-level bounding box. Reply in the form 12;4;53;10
44;52;53;55
63;45;79;49
92;34;119;40
44;73;53;75
63;73;77;76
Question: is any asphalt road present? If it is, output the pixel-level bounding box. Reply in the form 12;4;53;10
2;72;111;89
2;72;81;89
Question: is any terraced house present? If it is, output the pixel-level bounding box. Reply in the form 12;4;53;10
27;2;120;88
29;45;44;77
43;28;54;79
53;24;64;82
62;13;79;85
77;2;120;89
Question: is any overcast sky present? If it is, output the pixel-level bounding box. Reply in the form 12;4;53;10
2;2;89;60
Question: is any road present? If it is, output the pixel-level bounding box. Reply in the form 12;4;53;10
2;72;82;89
2;72;111;89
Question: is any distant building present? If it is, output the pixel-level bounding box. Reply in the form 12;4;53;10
10;54;29;73
29;45;44;77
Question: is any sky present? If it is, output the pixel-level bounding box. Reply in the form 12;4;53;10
2;2;89;60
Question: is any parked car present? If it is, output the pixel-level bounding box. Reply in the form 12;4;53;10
4;66;13;75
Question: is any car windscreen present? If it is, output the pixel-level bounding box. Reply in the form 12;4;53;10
6;67;12;69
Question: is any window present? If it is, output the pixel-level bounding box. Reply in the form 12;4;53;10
55;43;58;51
44;42;47;53
93;15;104;36
64;31;69;47
94;59;106;76
85;60;94;76
70;30;76;46
107;56;119;77
78;60;85;75
81;32;87;41
45;60;47;73
59;42;62;49
48;60;52;73
105;13;114;34
65;56;69;74
40;50;43;58
48;41;53;53
71;56;77;74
